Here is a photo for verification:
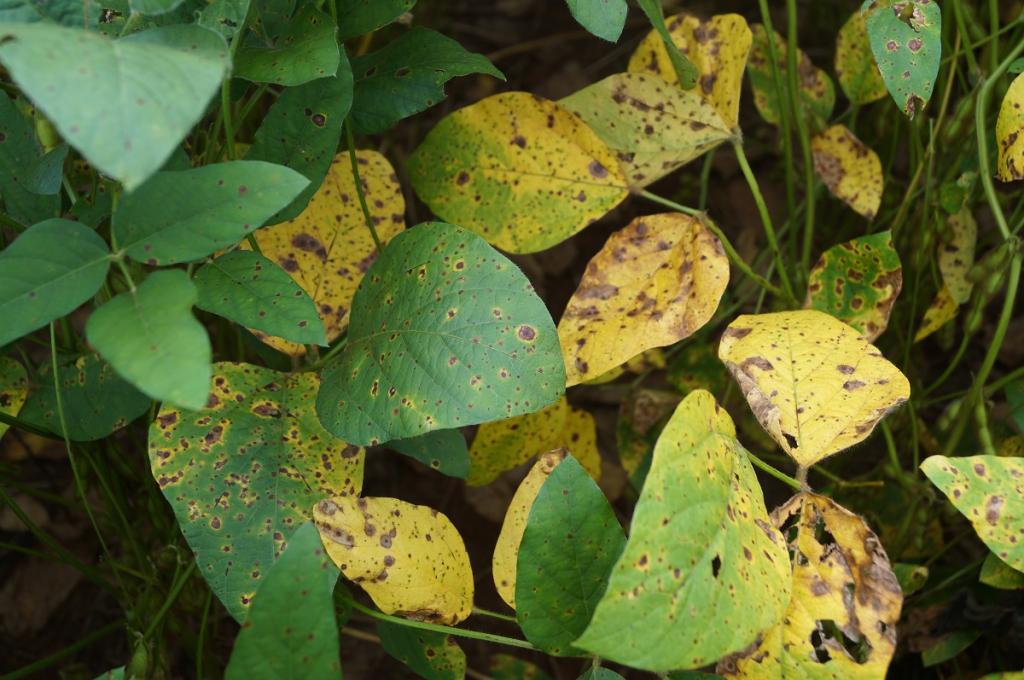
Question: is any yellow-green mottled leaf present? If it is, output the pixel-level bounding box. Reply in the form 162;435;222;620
575;390;791;671
408;92;628;254
376;620;466;680
559;213;729;386
980;552;1024;590
314;495;473;624
718;310;910;467
560;73;732;189
718;493;903;679
811;124;883;219
914;285;958;342
863;0;942;118
748;24;835;127
835;10;887;104
805;231;902;341
0;357;27;440
921;455;1024;572
148;362;364;621
938;208;977;304
997;74;1024;182
893;562;929;595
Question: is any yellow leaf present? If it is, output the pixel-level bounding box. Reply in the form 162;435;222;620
561;72;732;189
559;213;729;387
719;493;902;679
409;92;628;254
0;357;27;441
811;124;883;219
491;449;567;609
467;396;600;486
834;10;887;105
313;496;473;624
939;208;977;304
914;285;958;342
996;73;1024;182
718;310;910;467
627;13;752;129
250;150;405;355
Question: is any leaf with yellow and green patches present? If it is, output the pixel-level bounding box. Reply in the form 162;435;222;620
921;455;1024;572
249;150;405;356
313;495;473;624
575;390;791;671
938;208;977;304
627;13;752;129
914;285;958;342
468;397;600;487
863;0;942;118
718;310;910;467
558;213;729;387
376;620;466;680
811;124;884;219
748;24;835;128
408;92;629;254
997;74;1024;182
805;231;902;342
980;553;1024;590
0;357;27;440
835;10;887;105
560;73;731;189
718;493;903;680
148;361;364;622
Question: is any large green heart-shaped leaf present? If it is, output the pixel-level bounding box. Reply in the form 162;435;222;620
0;218;110;347
0;22;228;190
317;222;565;446
148;362;365;621
862;0;942;117
335;0;415;40
235;6;339;87
0;90;58;225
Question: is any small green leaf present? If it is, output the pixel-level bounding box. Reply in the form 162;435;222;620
130;0;185;15
0;356;27;440
565;0;627;43
922;630;982;667
893;562;929;595
862;0;942;117
388;428;471;479
25;144;68;196
198;0;251;38
578;669;627;680
349;27;504;135
980;552;1024;590
225;522;342;680
316;222;565;446
376;620;466;680
0;92;58;224
635;0;698;88
335;0;416;41
194;250;326;346
235;6;339;87
516;454;625;655
835;9;887;105
0;218;110;347
86;270;211;410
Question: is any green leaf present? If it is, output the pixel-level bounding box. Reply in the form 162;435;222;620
198;0;251;38
235;6;339;87
565;0;627;42
317;222;564;446
130;0;184;15
20;353;150;441
0;22;229;189
893;562;929;595
246;72;354;223
376;620;466;680
335;0;415;41
516;455;625;655
25;144;68;195
862;0;942;118
349;27;504;135
980;552;1024;590
388;428;471;478
0;356;27;440
148;362;364;620
922;629;982;667
1006;381;1024;432
835;9;887;105
575;390;790;671
112;161;308;266
86;270;211;410
225;522;342;680
194;250;326;346
0;92;58;225
0;218;110;347
635;0;697;88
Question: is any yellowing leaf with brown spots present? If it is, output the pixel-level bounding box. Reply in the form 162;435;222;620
559;213;728;387
409;92;628;254
0;357;27;441
718;310;910;467
250;150;405;355
811;124;883;219
718;493;903;680
560;72;732;189
748;24;835;127
939;208;978;305
627;13;752;129
914;285;958;342
997;74;1024;182
491;449;567;609
313;496;473;624
835;10;887;105
467;396;600;486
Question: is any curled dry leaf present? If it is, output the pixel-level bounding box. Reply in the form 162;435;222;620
558;213;729;387
862;0;942;118
811;124;884;219
914;285;957;342
748;24;835;128
718;310;910;467
996;73;1024;182
835;9;887;105
718;493;903;679
0;357;27;441
314;495;474;624
938;208;977;304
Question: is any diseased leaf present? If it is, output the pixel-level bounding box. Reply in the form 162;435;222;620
893;562;929;595
0;92;58;226
225;522;342;680
811;124;884;219
316;222;565;446
0;218;110;347
863;0;942;118
388;428;471;479
336;0;416;41
235;6;339;87
349;27;504;135
921;455;1024;572
748;24;835;127
836;10;887;104
565;0;627;43
718;310;910;467
805;231;902;342
560;73;732;189
980;552;1024;590
558;213;729;386
718;493;903;680
148;362;364;621
914;285;958;342
633;1;698;90
0;357;27;440
314;495;473;624
250;150;405;355
376;620;466;680
0;23;228;189
996;74;1024;182
938;208;977;304
516;454;626;655
198;0;251;39
408;92;628;254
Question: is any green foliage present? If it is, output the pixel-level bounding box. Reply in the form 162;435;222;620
376;620;466;680
0;92;58;225
335;0;416;41
388;428;471;478
564;0;627;43
235;6;340;86
863;0;942;117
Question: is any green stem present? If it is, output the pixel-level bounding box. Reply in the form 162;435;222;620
0;409;61;437
4;620;124;680
922;335;970;397
221;81;237;161
756;0;797;234
784;0;816;273
472;606;517;623
952;0;981;76
344;119;383;252
974;396;996;456
144;560;197;640
746;452;801;491
196;589;213;680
